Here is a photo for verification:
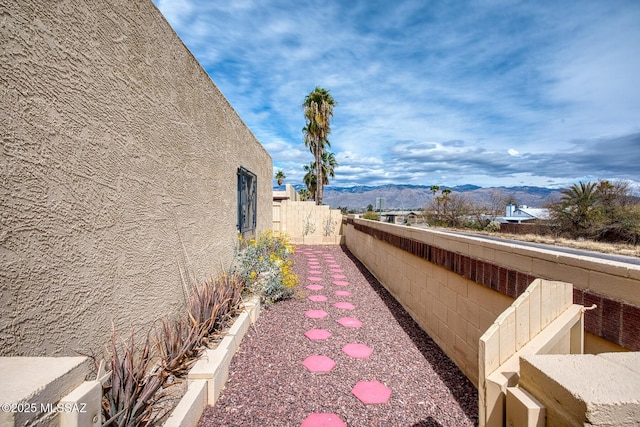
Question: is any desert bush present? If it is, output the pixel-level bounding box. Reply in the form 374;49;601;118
235;230;298;304
485;220;501;232
362;211;379;220
549;180;640;244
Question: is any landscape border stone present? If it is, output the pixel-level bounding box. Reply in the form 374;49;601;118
163;296;261;427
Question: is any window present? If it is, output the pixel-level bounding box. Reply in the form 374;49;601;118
237;166;257;233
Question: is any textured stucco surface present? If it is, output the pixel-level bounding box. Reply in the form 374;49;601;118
0;0;272;356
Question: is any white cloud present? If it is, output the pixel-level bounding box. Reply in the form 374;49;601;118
154;0;640;189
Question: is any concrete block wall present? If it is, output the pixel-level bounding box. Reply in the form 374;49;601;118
344;218;639;382
272;200;343;245
345;219;513;385
1;0;272;356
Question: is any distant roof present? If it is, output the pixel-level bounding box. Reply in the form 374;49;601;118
382;211;419;216
516;207;550;220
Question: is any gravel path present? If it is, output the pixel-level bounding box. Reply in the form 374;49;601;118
198;245;478;427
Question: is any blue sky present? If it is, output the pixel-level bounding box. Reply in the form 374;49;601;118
153;0;640;189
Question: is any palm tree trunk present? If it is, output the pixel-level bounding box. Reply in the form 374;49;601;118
315;141;323;205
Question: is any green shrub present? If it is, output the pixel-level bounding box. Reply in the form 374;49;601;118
235;230;298;304
362;211;379;220
485;220;501;232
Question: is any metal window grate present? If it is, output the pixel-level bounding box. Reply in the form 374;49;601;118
237;166;257;233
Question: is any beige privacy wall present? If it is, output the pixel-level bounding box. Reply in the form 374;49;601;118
0;0;272;356
273;198;344;244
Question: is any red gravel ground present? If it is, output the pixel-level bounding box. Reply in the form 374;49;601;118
198;245;478;427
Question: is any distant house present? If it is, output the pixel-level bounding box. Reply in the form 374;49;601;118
273;184;300;202
381;211;419;225
499;204;550;224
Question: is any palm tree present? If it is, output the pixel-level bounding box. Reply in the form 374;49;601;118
298;188;311;201
441;188;452;204
439;188;452;219
557;181;598;232
275;170;286;186
429;185;440;199
303;163;316;200
318;151;338;186
302;87;336;205
430;185;441;218
302;151;338;200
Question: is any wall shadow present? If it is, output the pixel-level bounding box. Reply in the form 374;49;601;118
339;245;479;425
412;417;445;427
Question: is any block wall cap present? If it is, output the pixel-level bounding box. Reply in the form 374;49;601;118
521;353;640;424
0;357;87;403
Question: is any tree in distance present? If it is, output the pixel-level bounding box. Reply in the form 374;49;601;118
302;86;337;205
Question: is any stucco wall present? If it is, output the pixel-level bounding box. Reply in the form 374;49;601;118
0;1;272;356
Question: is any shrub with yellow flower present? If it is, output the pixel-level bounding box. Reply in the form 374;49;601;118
234;230;298;304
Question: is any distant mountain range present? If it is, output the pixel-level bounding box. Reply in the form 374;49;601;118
277;184;563;210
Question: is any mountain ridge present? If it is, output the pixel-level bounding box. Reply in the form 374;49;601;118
276;183;562;210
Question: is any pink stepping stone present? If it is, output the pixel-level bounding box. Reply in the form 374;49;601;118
328;264;341;268
334;290;351;297
337;317;362;328
308;261;320;265
308;276;323;282
308;295;328;302
333;281;349;286
303;355;336;372
305;329;332;340
334;301;355;310
331;274;346;279
306;310;328;319
306;284;324;291
342;343;372;358
301;413;346;427
351;381;392;404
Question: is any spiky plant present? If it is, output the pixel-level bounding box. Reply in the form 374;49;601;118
187;272;245;345
153;318;202;379
101;327;164;427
